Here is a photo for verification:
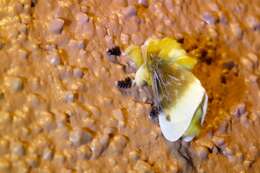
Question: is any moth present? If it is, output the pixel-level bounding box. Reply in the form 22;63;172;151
108;37;208;142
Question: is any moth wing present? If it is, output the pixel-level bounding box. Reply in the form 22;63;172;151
125;45;144;68
152;64;206;142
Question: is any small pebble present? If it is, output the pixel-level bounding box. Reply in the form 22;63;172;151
240;115;249;127
73;68;84;78
246;16;259;30
69;39;85;50
202;12;217;25
76;12;89;25
42;147;54;160
49;54;61;66
222;146;233;157
138;0;148;7
64;91;76;103
49;18;64;34
231;103;247;118
90;134;110;159
37;111;55;131
69;128;93;146
5;77;24;92
212;136;225;147
123;6;137;18
11;142;25;157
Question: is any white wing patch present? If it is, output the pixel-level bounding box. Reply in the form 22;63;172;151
158;78;206;142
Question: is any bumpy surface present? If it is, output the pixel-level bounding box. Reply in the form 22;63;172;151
0;0;259;173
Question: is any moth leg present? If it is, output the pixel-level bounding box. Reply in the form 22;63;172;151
177;141;196;172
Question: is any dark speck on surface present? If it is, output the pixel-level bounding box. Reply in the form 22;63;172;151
107;46;121;56
31;0;37;7
223;61;235;70
117;77;132;89
220;75;227;84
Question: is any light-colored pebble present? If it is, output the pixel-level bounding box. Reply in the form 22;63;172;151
5;76;23;92
69;39;85;50
138;0;148;7
37;111;55;131
69;128;93;146
49;18;64;34
123;6;137;18
11;141;25;157
49;54;61;66
240;115;249;127
90;134;110;159
231;103;247;117
246;16;259;30
73;68;84;78
42;147;54;160
134;160;154;173
222;146;233;157
64;91;76;103
202;12;217;25
76;12;89;25
27;94;41;108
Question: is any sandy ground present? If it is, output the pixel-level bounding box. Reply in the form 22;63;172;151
0;0;259;172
